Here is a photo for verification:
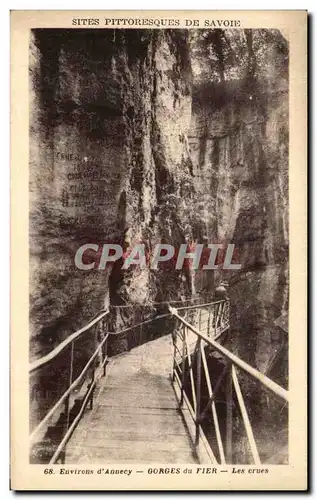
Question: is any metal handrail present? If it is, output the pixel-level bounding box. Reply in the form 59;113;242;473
47;299;228;464
49;347;109;464
29;303;221;374
169;306;288;402
29;310;109;373
30;303;178;462
170;304;289;465
31;298;283;465
29;309;111;464
176;299;226;311
30;333;109;443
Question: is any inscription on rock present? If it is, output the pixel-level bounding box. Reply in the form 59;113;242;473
55;152;120;213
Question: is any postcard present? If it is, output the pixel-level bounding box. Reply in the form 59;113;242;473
10;10;307;490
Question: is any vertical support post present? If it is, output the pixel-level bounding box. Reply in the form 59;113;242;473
171;326;176;381
89;325;98;410
102;315;109;377
89;378;94;409
207;307;211;337
219;301;224;331
198;309;201;331
103;335;108;377
225;299;230;330
180;323;186;406
195;338;202;445
213;303;217;336
62;340;74;464
226;362;233;463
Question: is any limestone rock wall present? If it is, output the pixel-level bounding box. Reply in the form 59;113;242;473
187;29;289;373
30;28;289;377
29;29;195;358
189;88;288;372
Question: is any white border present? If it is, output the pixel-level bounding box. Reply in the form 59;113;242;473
4;2;313;498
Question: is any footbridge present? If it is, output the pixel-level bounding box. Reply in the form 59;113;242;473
29;299;289;465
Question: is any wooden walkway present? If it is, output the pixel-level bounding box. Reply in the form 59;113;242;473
65;335;199;464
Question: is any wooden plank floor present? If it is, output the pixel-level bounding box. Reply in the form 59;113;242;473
65;335;199;464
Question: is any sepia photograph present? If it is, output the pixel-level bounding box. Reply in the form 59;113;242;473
9;9;307;491
28;25;289;466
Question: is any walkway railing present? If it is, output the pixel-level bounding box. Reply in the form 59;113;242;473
29;297;288;465
29;310;110;464
176;299;230;339
29;304;175;464
169;305;289;465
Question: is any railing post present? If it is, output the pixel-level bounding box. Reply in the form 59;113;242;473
195;338;202;445
232;365;261;464
180;323;186;406
225;299;230;330
62;340;74;464
172;328;176;382
103;334;108;377
207;307;211;338
89;325;99;410
213;303;218;336
226;362;233;463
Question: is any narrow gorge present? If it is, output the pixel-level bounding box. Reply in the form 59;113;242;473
29;30;289;463
30;28;288;375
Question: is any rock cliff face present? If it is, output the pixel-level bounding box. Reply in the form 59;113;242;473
30;28;288;378
30;29;196;358
188;29;289;374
